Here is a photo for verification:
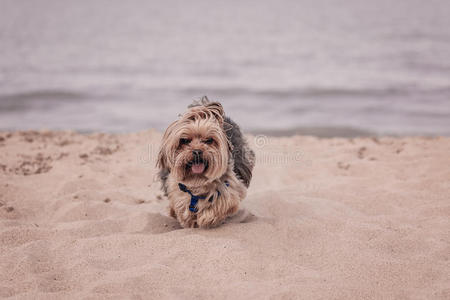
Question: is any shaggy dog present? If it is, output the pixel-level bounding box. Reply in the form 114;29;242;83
157;97;254;228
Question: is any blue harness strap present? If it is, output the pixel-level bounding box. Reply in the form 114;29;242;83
178;181;230;213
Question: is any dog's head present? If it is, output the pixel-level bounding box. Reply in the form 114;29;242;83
157;99;231;184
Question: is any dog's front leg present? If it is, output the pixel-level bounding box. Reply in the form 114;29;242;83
175;207;198;228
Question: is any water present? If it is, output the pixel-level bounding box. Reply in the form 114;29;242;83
1;0;449;136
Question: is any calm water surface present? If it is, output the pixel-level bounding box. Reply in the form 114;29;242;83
1;0;449;136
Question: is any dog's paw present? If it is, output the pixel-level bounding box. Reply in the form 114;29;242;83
175;210;197;228
169;207;177;219
196;205;238;228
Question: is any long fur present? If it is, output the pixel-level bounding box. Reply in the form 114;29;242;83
157;97;254;228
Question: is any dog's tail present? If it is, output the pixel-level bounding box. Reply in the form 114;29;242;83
188;95;211;108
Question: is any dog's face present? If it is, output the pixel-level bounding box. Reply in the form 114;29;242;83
157;103;231;185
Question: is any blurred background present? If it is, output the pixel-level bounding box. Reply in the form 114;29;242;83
0;0;449;136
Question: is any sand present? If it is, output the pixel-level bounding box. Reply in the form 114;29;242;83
0;130;449;299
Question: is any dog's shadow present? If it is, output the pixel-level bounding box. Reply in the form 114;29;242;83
143;209;256;234
142;213;182;234
225;208;257;224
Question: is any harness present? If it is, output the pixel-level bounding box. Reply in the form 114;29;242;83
178;181;229;213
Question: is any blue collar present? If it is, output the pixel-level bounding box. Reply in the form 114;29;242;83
178;181;229;213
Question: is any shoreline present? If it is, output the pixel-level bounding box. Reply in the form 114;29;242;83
1;126;446;138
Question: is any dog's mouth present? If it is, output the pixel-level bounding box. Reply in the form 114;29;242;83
186;159;208;175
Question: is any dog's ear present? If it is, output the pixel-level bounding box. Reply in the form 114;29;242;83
156;145;167;170
223;119;234;153
156;121;176;170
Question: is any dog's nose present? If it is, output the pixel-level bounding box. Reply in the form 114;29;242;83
192;149;203;157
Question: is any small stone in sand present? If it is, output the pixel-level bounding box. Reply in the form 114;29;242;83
338;161;350;170
358;146;367;159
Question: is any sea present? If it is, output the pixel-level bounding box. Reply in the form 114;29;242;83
1;0;449;136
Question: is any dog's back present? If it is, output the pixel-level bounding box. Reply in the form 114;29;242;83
223;116;254;188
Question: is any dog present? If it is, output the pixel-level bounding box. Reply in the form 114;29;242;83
157;97;255;228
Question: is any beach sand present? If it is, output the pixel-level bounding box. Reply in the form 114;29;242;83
0;130;449;299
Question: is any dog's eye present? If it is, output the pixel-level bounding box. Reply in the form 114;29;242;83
179;138;191;145
204;138;214;145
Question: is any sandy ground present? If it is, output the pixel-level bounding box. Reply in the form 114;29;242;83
0;130;449;299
